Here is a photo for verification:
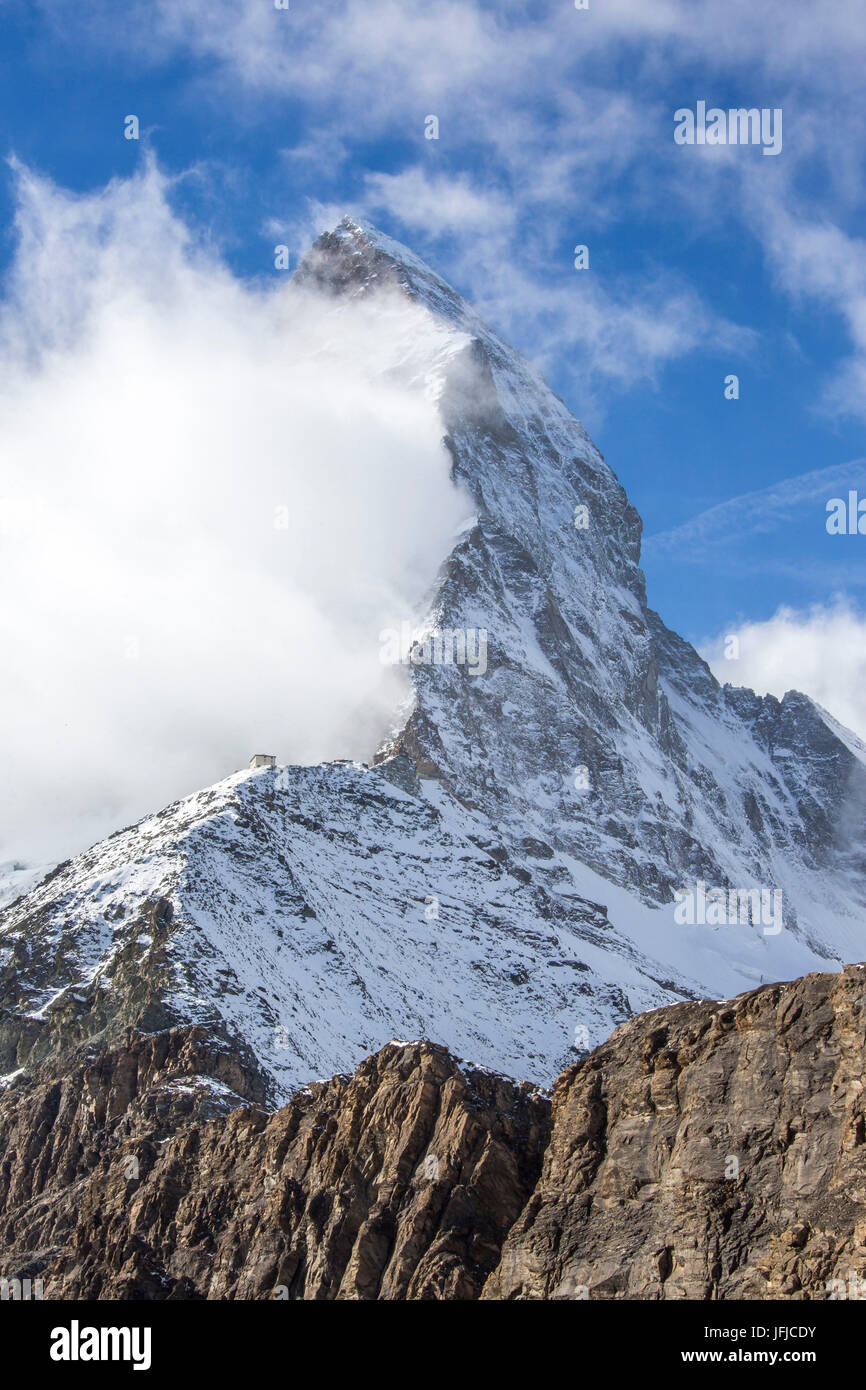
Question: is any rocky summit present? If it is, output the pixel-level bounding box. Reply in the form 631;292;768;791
1;222;865;1300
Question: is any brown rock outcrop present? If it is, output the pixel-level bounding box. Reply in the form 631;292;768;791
0;1034;549;1299
484;964;866;1300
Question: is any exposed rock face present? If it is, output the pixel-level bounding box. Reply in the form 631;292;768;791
2;967;866;1301
485;964;866;1301
0;1036;550;1300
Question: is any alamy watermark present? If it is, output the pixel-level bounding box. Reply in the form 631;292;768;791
674;881;783;935
379;622;487;677
1;1277;43;1300
674;103;782;157
827;1270;866;1299
826;491;866;535
50;1322;151;1370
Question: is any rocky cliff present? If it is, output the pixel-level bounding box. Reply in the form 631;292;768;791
2;965;866;1300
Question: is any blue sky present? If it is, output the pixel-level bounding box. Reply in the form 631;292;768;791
0;0;865;738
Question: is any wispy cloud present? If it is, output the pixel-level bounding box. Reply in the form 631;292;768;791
747;191;866;425
644;459;866;563
363;169;516;237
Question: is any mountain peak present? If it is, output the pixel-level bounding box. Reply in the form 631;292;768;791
2;223;865;1107
294;217;478;331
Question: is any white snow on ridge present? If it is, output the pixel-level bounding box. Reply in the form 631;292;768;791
0;757;848;1103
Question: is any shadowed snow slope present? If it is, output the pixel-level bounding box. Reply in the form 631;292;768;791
2;221;865;1100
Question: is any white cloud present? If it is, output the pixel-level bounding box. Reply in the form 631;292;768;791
701;598;866;742
0;161;472;865
363;170;516;236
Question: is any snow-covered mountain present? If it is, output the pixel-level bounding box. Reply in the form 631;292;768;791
2;220;865;1102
